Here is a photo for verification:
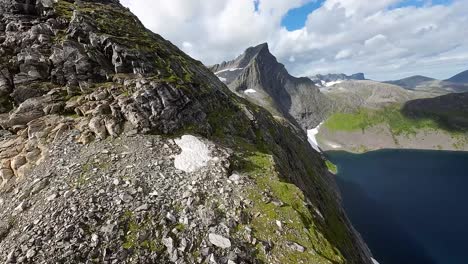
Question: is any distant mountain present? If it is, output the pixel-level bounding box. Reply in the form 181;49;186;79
311;73;366;87
385;74;468;93
321;80;426;112
384;75;437;90
402;92;468;131
210;43;331;129
445;69;468;84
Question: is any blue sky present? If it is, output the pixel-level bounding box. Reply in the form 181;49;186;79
281;1;325;31
282;0;453;31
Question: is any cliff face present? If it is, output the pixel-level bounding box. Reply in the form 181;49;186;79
211;44;331;130
0;1;372;263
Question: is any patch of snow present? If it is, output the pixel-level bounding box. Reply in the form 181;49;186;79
244;89;257;94
214;67;243;75
174;135;212;173
324;80;343;87
307;122;324;152
217;76;227;82
371;258;380;264
328;142;342;149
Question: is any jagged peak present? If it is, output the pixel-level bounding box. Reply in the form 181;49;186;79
244;42;269;55
227;42;275;69
209;42;276;73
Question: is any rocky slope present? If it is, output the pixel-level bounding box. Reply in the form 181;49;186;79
0;0;373;263
210;43;331;130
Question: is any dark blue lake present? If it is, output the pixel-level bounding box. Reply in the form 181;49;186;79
326;150;468;264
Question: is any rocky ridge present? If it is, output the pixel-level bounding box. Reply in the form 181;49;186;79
0;0;373;263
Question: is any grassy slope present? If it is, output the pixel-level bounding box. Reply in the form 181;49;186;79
324;104;442;136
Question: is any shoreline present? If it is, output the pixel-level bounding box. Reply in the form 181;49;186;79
323;147;468;155
316;124;468;154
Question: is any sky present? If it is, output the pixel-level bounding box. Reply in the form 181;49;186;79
121;0;468;81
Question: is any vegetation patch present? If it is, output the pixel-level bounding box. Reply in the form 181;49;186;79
231;139;345;264
324;104;442;136
325;160;338;174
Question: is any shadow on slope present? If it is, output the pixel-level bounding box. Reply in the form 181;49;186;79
401;92;468;132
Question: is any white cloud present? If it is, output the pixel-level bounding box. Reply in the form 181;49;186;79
335;49;353;60
122;0;468;80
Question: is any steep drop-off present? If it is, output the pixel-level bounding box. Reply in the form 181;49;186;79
0;0;373;263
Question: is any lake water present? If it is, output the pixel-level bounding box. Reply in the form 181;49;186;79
326;150;468;264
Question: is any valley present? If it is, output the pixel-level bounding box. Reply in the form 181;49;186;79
212;44;468;154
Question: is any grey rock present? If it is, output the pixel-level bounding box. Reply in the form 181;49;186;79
166;212;176;222
135;203;149;212
287;241;305;252
0;221;11;241
25;248;36;259
162;237;174;252
208;233;231;249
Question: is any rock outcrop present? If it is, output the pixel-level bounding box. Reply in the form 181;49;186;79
0;1;373;263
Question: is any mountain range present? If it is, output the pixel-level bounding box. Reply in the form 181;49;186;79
310;73;366;87
384;72;468;93
211;43;468;153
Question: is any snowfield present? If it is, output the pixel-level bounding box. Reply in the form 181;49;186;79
307;122;324;152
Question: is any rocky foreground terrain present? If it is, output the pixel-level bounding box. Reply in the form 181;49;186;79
0;0;374;263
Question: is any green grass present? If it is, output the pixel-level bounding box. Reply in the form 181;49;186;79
231;143;345;264
324;105;441;136
325;160;338;174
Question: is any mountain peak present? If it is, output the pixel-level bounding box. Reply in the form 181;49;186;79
245;42;269;54
236;42;273;67
211;43;331;130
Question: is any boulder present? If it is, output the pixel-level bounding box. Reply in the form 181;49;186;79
208;233;231;249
